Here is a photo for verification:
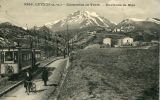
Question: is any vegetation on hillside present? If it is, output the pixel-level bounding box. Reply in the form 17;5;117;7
59;48;159;100
0;23;66;57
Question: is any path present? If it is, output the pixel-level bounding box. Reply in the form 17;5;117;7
0;59;68;100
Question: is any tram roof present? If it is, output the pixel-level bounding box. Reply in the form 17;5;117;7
0;48;19;51
0;47;40;52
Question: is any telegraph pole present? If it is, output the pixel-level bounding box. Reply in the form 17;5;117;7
26;24;34;68
33;26;36;49
67;22;69;56
71;36;73;52
56;34;58;56
44;30;48;58
30;29;34;68
34;26;38;49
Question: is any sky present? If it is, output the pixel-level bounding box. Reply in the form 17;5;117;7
0;0;160;28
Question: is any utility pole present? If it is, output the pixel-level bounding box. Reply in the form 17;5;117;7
67;22;70;56
45;35;47;58
34;26;38;49
36;36;39;49
33;26;36;49
71;36;73;52
26;24;31;48
27;25;34;68
56;34;58;56
51;34;53;56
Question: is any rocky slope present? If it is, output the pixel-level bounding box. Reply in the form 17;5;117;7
45;11;115;31
115;18;160;33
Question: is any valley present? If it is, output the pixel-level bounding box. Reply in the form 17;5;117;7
0;10;159;100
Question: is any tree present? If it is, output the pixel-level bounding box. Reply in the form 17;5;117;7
143;34;155;42
134;35;144;41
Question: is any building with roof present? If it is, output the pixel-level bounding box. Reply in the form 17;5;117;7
103;38;111;47
117;37;133;47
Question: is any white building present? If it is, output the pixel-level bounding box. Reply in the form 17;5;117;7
132;41;141;46
117;37;133;46
103;38;111;47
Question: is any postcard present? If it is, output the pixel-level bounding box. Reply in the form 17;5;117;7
0;0;159;100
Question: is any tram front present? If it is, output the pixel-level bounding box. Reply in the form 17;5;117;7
0;48;19;76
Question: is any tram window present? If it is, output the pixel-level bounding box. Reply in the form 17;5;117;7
14;52;18;62
22;53;30;61
22;54;27;61
36;54;38;58
27;54;29;60
1;53;4;63
27;53;31;60
36;53;41;59
5;52;13;61
28;54;31;60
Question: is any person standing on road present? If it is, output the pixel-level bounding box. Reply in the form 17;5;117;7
42;68;49;86
24;70;32;92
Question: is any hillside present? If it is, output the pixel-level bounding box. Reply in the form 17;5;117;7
116;18;160;32
0;22;66;57
58;48;159;100
0;22;29;47
114;18;160;41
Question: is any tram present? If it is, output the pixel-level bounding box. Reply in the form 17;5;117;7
0;47;41;76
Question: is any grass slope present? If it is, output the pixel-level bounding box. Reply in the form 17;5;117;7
59;48;159;100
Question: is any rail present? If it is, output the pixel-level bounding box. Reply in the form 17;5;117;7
0;56;63;97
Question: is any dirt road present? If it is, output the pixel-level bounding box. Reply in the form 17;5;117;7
0;58;68;100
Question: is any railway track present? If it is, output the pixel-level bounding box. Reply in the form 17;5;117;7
0;57;63;97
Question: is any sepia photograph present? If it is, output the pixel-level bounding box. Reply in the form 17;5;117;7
0;0;159;100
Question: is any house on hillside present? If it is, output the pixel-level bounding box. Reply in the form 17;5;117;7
132;41;141;46
87;31;96;36
103;38;111;47
150;40;159;46
105;28;112;32
117;37;133;47
151;40;159;44
113;28;121;32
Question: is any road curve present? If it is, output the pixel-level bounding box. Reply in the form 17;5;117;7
0;58;68;100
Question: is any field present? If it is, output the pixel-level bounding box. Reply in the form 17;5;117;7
58;47;159;100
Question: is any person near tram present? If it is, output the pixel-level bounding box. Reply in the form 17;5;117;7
24;70;32;92
42;68;49;86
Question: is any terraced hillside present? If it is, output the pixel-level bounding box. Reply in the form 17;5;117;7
58;48;159;100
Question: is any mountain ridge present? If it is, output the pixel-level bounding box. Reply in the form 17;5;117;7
115;18;160;33
44;11;115;31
